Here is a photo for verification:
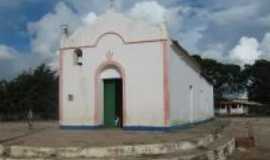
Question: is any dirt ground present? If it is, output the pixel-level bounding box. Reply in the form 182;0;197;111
0;119;227;147
2;118;270;159
228;117;270;160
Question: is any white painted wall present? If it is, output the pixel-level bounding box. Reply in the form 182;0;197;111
60;9;214;128
61;34;165;127
230;105;248;115
168;43;214;126
215;104;249;115
100;68;121;79
216;107;228;115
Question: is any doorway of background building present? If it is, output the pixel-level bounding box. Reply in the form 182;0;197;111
103;79;123;128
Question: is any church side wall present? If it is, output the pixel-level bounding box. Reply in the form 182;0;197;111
61;35;165;127
168;46;214;126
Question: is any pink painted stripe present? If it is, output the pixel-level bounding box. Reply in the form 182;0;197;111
162;40;170;126
59;32;168;51
59;50;63;123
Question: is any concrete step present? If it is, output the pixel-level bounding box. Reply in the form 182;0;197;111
0;134;235;160
136;135;235;160
0;133;218;159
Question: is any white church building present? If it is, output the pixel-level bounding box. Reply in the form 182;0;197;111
59;9;214;130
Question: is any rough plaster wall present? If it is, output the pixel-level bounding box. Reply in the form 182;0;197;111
168;46;214;126
61;35;164;126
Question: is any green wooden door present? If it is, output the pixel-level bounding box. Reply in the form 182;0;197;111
103;79;116;127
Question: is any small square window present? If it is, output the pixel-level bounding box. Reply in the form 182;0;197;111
68;94;74;101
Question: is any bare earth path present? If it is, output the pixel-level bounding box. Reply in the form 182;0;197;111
229;117;270;160
3;118;270;159
0;119;227;147
0;121;54;144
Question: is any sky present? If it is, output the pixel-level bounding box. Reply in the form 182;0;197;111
0;0;270;80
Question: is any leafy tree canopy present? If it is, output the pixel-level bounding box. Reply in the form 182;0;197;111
0;64;58;121
193;55;270;104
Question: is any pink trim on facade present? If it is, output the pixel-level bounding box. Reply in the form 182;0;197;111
95;32;126;46
59;31;168;51
94;59;127;126
162;40;170;126
59;50;63;123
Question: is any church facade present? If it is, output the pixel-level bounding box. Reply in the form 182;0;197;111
59;10;214;130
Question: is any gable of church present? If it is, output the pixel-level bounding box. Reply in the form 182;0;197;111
62;10;168;48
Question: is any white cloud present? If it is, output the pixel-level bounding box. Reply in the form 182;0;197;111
200;43;226;61
129;1;167;25
0;44;41;79
229;37;262;66
25;1;100;72
26;2;86;72
28;2;82;59
26;0;182;71
20;1;270;68
82;12;97;25
0;45;16;60
1;0;270;80
0;2;81;79
127;0;190;51
127;1;181;26
0;0;200;78
178;26;206;54
228;32;270;65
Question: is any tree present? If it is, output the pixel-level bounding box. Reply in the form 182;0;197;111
193;55;244;100
246;60;270;104
0;64;58;121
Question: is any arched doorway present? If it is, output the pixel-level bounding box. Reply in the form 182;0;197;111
98;66;124;128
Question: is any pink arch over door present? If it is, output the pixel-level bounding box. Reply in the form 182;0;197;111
94;60;126;126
